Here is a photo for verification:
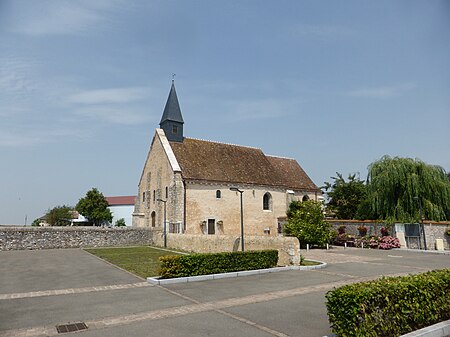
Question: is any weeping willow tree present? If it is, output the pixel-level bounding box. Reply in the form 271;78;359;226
363;156;450;223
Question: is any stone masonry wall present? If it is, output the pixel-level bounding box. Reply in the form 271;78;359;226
0;227;154;250
153;232;300;266
327;219;450;250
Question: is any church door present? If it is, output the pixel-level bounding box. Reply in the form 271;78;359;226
207;219;215;235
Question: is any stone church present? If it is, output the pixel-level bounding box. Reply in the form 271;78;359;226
132;82;321;237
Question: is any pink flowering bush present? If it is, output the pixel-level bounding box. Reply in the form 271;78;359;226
356;235;399;250
378;236;401;249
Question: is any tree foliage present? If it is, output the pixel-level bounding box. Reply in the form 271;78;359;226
363;156;450;223
284;200;331;247
115;218;126;227
323;173;367;219
76;188;112;226
46;205;74;226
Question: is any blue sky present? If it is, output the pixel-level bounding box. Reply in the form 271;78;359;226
1;0;449;224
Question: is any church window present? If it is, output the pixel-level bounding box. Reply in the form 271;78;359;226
263;192;272;211
165;187;168;199
216;190;221;198
151;211;156;227
142;192;145;202
153;190;156;203
172;125;178;134
302;195;310;202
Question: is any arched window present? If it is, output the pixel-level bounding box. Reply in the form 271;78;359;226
216;190;221;198
151;211;156;227
302;195;310;202
263;192;272;210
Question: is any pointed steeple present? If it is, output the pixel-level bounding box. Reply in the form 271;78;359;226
159;80;184;142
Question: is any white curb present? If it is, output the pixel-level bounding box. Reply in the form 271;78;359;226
147;260;327;285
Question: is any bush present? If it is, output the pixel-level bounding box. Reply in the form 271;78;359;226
158;250;278;279
115;218;126;227
326;269;450;337
284;200;332;248
356;235;400;249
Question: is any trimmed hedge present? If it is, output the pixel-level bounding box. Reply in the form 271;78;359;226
158;250;278;279
326;269;450;337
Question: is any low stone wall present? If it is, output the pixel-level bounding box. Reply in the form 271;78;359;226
0;227;154;250
327;220;450;250
153;232;300;266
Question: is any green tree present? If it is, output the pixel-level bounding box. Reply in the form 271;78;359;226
76;188;112;226
115;218;126;227
323;173;367;219
284;200;332;248
363;156;450;223
46;205;74;226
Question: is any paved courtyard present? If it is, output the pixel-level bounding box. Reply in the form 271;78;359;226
0;248;449;337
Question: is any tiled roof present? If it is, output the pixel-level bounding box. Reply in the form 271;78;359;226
170;138;319;191
105;196;136;206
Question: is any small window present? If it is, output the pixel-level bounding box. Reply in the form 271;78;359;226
151;211;156;227
153;190;156;203
172;125;178;134
165;187;168;199
302;195;310;202
263;192;272;211
216;190;221;198
142;192;145;202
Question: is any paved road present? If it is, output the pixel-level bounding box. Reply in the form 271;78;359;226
0;248;449;337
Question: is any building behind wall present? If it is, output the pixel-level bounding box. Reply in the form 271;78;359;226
133;81;321;236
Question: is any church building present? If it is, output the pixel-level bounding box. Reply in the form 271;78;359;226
132;82;321;236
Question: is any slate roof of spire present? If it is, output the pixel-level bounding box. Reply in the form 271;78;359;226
169;137;320;192
160;81;184;124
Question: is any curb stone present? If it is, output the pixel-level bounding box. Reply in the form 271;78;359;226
324;318;450;337
147;260;327;285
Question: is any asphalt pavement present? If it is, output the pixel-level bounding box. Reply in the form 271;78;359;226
1;247;449;337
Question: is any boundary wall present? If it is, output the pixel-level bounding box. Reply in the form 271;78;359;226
153;232;300;266
327;220;450;250
0;227;154;250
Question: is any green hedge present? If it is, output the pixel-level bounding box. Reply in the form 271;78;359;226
159;250;278;279
326;269;450;337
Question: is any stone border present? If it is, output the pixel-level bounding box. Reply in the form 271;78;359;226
399;319;450;337
147;259;327;285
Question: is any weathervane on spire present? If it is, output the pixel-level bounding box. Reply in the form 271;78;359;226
172;73;176;83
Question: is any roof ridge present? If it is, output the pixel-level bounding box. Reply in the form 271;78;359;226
184;137;261;150
266;154;295;160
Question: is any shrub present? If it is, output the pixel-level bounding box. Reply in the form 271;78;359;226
158;250;278;279
357;225;368;236
284;200;332;248
380;226;389;236
356;235;399;249
338;225;346;234
115;218;126;227
378;236;400;249
326;269;450;337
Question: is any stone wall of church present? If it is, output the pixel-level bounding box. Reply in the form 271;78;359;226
133;131;184;229
184;183;317;237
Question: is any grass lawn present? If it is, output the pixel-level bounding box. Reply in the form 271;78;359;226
84;246;183;278
301;260;322;266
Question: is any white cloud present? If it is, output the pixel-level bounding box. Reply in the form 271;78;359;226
0;127;88;147
347;83;416;98
68;87;149;104
74;106;150;125
230;99;288;121
9;0;127;36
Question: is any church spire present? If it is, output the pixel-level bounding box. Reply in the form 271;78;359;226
159;80;184;142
